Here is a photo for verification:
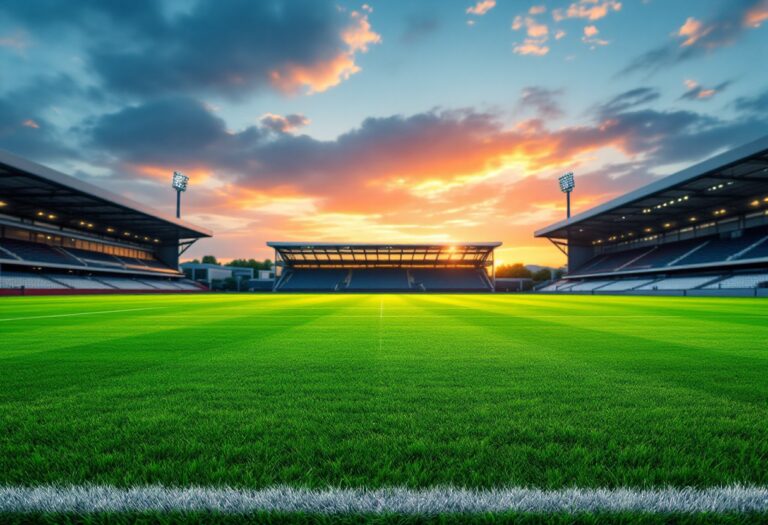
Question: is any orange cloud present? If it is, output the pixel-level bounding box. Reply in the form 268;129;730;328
680;79;729;101
678;17;710;47
21;119;39;129
269;8;381;94
553;0;622;22
744;1;768;27
683;79;715;99
260;113;310;133
582;25;609;46
466;0;496;16
527;21;549;38
108;100;747;268
512;16;551;55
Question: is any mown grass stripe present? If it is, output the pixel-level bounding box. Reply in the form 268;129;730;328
0;307;167;322
1;486;767;514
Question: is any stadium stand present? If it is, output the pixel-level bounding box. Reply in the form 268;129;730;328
279;269;349;291
268;243;500;292
411;269;492;291
635;276;718;291
596;279;656;291
0;150;212;294
535;135;768;296
52;275;114;290
568;280;613;292
347;269;409;291
705;273;768;289
0;271;67;289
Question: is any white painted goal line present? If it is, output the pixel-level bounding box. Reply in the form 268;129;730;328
1;485;767;514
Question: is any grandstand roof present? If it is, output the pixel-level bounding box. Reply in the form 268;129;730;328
267;242;501;267
535;135;768;243
0;150;212;242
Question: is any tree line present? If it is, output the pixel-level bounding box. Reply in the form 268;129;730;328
495;263;562;282
186;255;273;270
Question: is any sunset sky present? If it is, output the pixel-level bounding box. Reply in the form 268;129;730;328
1;0;767;266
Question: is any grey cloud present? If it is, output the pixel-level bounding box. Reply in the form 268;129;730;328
621;0;764;75
680;81;732;101
0;0;365;99
518;87;564;119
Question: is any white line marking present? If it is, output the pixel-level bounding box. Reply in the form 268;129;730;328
0;485;766;514
0;307;168;323
378;297;384;351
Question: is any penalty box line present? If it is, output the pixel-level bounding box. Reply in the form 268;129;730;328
1;485;767;514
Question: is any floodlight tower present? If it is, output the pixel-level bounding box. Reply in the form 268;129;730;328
559;172;575;219
172;171;189;219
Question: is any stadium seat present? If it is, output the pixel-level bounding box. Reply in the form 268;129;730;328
567;280;613;291
347;269;411;291
411;269;491;291
278;269;348;291
0;271;68;289
0;239;83;266
621;239;707;270
736;236;768;260
635;275;718;291
62;248;125;268
596;279;656;291
575;246;655;274
704;273;768;289
52;275;114;289
673;229;768;266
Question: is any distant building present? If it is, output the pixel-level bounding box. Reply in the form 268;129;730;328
180;262;253;287
495;278;533;292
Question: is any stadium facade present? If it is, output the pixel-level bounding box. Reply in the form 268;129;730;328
0;150;211;294
267;242;501;292
536;135;768;296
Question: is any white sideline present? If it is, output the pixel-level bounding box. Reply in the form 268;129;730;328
0;307;168;322
1;485;767;514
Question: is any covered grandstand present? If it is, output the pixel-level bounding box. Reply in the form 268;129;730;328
267;242;501;292
535;135;768;296
0;150;212;294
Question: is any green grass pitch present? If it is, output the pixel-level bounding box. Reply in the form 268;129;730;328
1;293;767;521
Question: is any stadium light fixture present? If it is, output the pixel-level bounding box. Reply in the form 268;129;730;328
0;200;5;207
558;172;575;219
172;171;189;219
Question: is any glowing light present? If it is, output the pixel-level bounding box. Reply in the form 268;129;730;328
172;171;189;192
558;172;575;193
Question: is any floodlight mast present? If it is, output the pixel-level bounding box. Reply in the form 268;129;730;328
172;171;189;218
558;172;575;219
